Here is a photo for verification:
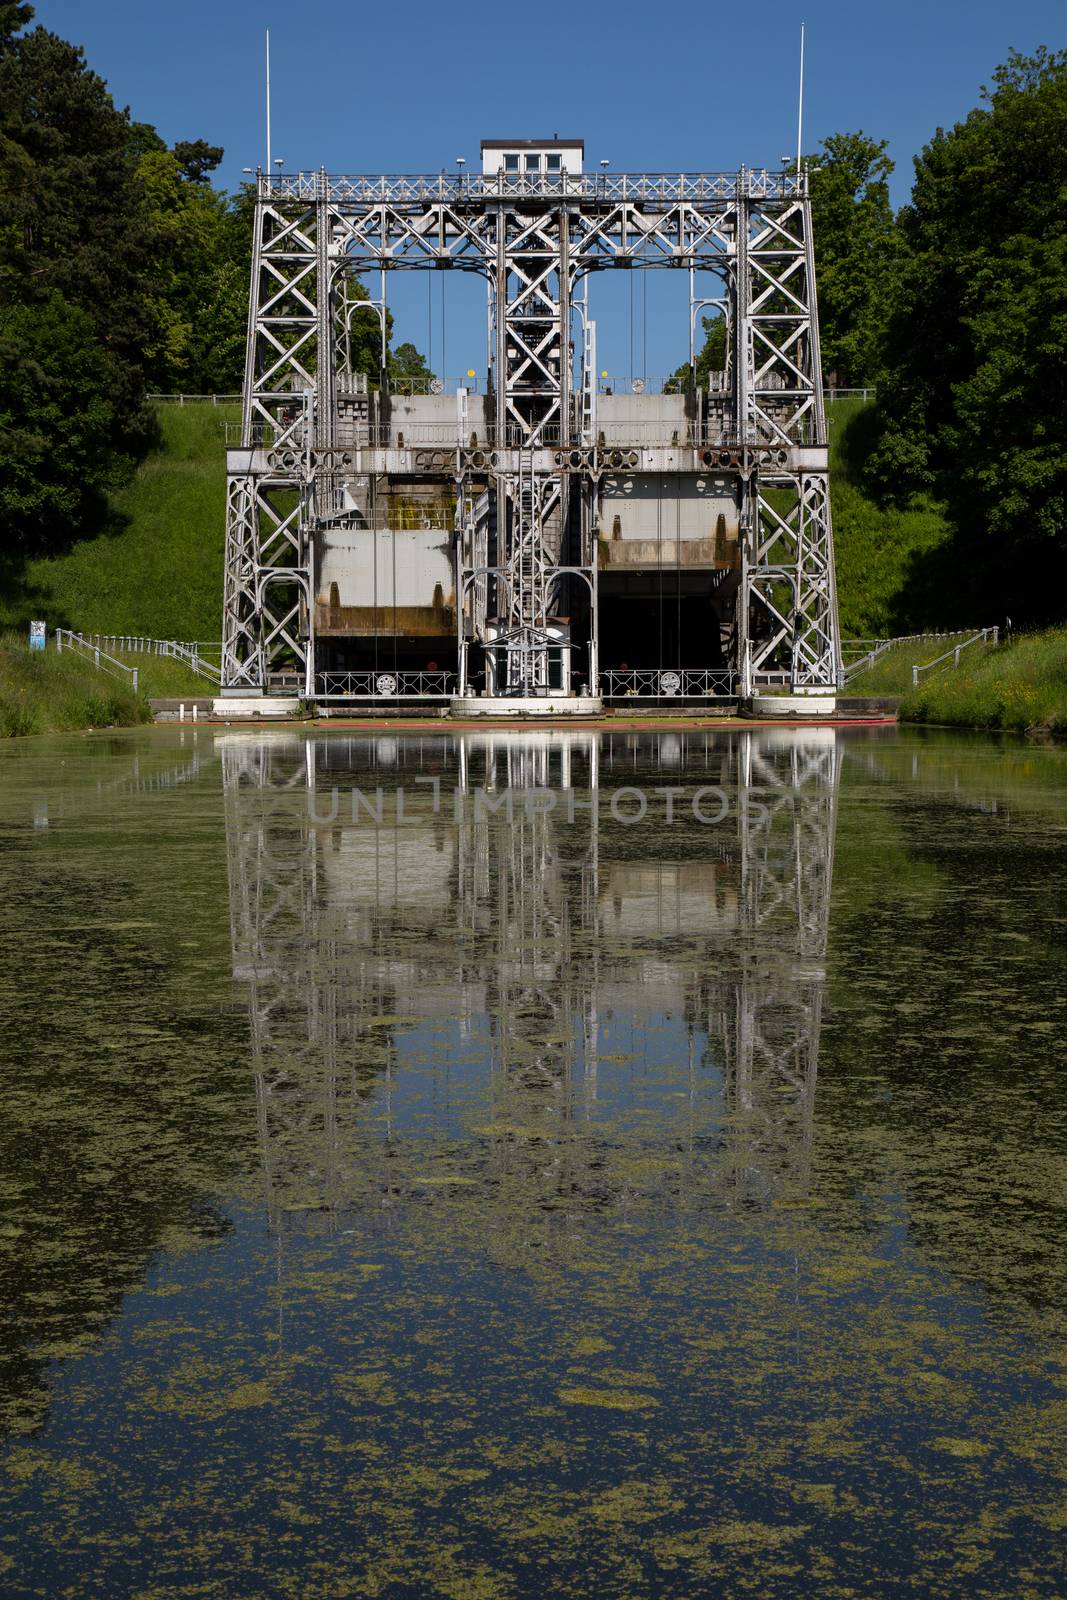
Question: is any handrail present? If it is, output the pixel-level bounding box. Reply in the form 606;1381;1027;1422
600;668;735;698
54;630;139;692
911;627;999;688
841;632;980;685
82;634;222;685
264;169;808;206
316;670;456;699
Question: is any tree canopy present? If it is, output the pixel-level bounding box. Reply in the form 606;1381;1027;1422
866;47;1067;622
0;4;432;559
808;131;896;388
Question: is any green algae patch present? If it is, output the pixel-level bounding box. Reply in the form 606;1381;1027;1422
931;1436;992;1459
557;1385;658;1411
572;1336;613;1357
225;1381;271;1410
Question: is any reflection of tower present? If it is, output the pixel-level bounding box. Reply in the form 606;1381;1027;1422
222;727;841;1237
726;729;839;1198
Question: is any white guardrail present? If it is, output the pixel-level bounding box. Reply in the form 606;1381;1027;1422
54;630;141;691
317;670;456;699
83;635;222;685
840;630;999;687
600;669;734;698
911;627;999;687
55;632;222;688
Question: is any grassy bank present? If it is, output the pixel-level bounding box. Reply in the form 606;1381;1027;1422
0;635;151;737
898;630;1067;737
1;403;237;641
827;398;953;638
104;650;217;697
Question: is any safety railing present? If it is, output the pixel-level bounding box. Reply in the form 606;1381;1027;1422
316;670;457;699
157;385;866;409
841;632;971;685
54;630;140;692
824;388;877;404
149;393;241;405
82;634;223;684
265;169;806;206
600;668;735;699
225;419;820;453
911;627;999;688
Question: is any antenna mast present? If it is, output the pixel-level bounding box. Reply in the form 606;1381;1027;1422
796;22;805;174
265;30;272;172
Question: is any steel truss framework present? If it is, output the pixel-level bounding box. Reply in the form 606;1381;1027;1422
222;729;840;1228
222;167;841;696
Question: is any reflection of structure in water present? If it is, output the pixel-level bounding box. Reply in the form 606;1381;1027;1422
223;729;839;1247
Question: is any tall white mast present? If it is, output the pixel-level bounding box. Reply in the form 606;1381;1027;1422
265;29;272;172
796;21;805;174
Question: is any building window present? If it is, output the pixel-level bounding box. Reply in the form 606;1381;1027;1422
525;153;540;173
503;153;519;173
546;153;562;173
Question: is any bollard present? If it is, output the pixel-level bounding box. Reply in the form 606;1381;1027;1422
912;665;918;687
179;702;185;722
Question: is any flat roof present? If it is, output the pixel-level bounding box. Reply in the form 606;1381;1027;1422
480;138;585;151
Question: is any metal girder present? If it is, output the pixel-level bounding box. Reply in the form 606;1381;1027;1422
221;165;840;695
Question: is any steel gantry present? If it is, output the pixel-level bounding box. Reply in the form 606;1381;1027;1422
221;162;841;701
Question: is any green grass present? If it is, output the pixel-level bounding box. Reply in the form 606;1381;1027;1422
0;634;150;737
827;398;953;638
1;402;237;641
106;650;217;697
899;629;1067;738
845;633;985;695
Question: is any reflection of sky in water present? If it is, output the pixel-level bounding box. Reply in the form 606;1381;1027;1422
385;1011;717;1142
0;725;1065;1598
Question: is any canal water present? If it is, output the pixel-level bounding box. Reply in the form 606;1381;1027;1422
0;724;1065;1598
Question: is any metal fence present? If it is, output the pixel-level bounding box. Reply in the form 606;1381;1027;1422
83;634;222;685
316;670;456;699
266;170;807;206
149;393;241;405
840;630;998;688
841;633;962;684
55;630;140;692
600;668;735;699
911;627;999;687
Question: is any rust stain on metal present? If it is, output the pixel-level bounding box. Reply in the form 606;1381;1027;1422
315;581;456;637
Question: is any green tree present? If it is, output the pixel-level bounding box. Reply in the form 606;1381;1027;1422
389;341;435;390
0;13;159;453
665;313;726;393
172;138;223;183
868;48;1067;623
0;295;118;552
808;131;896;387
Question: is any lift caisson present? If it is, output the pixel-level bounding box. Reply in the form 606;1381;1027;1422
221;139;841;710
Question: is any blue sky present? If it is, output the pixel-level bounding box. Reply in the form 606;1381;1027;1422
30;0;1066;383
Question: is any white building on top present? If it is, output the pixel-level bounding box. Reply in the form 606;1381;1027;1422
480;138;584;178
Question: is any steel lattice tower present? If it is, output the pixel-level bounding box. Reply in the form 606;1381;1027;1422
221;152;841;705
